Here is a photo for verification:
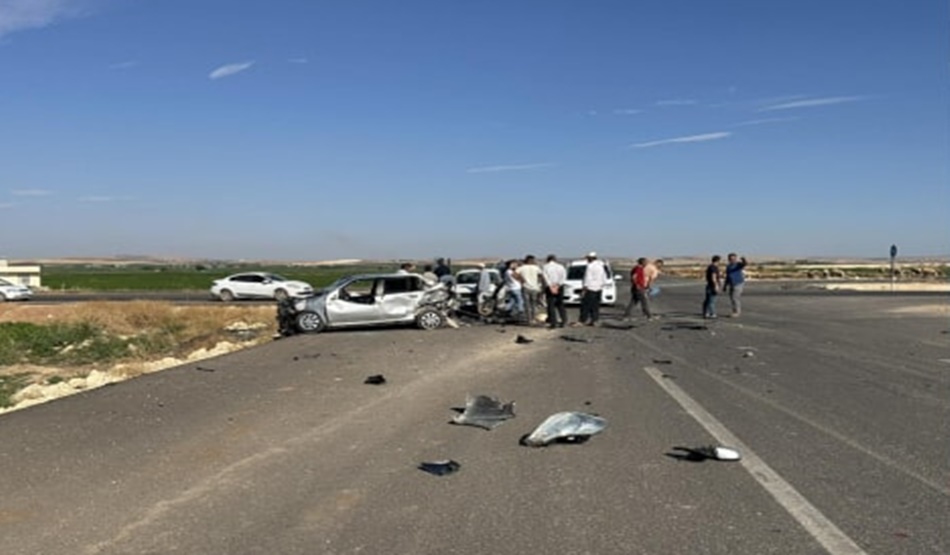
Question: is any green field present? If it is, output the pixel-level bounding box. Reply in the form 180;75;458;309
41;264;394;291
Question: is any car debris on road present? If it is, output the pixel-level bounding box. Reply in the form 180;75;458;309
520;411;607;447
451;394;516;430
363;374;387;385
418;460;461;476
667;445;742;462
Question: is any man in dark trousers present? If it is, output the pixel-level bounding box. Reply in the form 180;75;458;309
623;257;656;320
724;253;748;317
703;255;722;319
541;254;567;328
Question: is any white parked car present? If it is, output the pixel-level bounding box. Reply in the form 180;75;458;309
0;278;33;301
453;268;502;308
210;272;313;302
563;260;618;305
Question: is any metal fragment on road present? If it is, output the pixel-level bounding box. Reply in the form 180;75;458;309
363;374;387;385
668;445;742;462
521;411;607;447
451;394;516;430
418;460;461;476
515;335;534;344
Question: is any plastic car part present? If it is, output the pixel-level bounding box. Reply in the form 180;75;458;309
418;460;461;476
668;445;742;462
521;412;607;447
451;394;516;430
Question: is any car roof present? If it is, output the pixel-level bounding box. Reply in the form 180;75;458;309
569;259;611;266
345;273;426;280
456;268;500;274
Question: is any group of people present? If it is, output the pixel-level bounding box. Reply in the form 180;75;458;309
703;253;748;319
400;251;749;325
492;254;569;328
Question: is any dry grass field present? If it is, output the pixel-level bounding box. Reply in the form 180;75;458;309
0;302;276;412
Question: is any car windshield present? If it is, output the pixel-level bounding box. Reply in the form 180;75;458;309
567;264;612;280
456;272;480;285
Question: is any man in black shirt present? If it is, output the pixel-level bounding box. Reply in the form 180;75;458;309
703;255;722;319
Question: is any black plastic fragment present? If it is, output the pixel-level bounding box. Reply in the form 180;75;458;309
515;335;534;344
560;335;591;343
652;359;673;365
364;374;387;385
418;460;461;476
195;366;216;373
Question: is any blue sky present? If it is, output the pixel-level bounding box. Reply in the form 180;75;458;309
0;0;947;261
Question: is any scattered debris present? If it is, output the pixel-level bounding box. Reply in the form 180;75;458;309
520;412;607;447
742;351;755;358
667;445;741;462
515;335;534;344
560;335;591;344
451;394;516;430
418;460;461;476
195;366;216;373
661;374;677;380
652;359;673;365
364;374;387;385
662;323;708;331
601;320;635;330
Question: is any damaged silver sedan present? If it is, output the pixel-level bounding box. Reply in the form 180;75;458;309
277;273;456;335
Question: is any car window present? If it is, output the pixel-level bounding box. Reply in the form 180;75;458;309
567;265;586;280
266;274;288;282
456;272;479;285
0;278;11;286
383;276;422;294
339;278;376;303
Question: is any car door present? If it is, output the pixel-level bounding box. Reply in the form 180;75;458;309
377;276;425;322
324;278;382;325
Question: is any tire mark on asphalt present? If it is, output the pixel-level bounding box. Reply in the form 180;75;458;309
644;365;869;555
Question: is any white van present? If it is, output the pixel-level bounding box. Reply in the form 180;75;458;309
563;260;618;305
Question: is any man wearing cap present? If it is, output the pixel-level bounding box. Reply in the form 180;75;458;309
578;251;607;326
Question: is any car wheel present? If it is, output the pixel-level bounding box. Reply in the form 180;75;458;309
477;299;496;317
416;308;444;330
295;311;325;333
218;289;235;302
274;288;289;301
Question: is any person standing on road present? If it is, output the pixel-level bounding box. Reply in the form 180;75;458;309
703;255;722;319
623;257;657;320
577;252;607;326
724;253;748;317
518;255;543;325
421;264;439;285
504;259;526;322
542;254;567;328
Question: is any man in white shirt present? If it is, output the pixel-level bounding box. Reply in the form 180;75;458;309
578;251;607;326
518;255;543;325
504;259;525;321
541;254;567;328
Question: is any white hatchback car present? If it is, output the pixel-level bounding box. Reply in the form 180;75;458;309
562;260;618;305
0;278;33;302
210;272;313;302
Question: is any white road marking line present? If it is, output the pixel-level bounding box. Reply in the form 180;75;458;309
645;366;869;555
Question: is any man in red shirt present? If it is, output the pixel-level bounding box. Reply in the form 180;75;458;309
623;257;658;320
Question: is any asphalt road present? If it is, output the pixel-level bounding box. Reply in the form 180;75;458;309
1;285;947;554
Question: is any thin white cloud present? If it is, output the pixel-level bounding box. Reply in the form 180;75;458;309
0;0;86;38
630;131;732;149
0;202;17;209
11;188;52;196
466;163;554;174
655;99;698;107
109;60;139;70
209;61;255;80
288;57;308;64
732;116;799;127
613;108;642;116
759;96;865;112
79;195;130;203
586;110;598;117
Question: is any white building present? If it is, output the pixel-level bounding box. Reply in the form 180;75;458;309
0;260;42;288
